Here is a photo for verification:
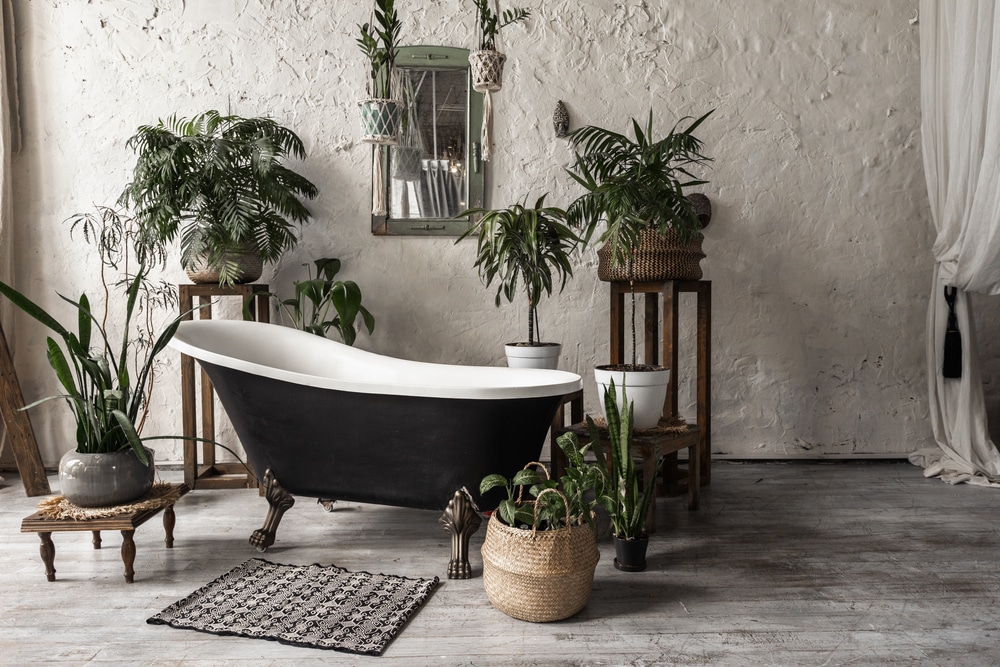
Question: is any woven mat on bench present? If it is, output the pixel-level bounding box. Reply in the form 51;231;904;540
36;482;183;520
586;415;689;435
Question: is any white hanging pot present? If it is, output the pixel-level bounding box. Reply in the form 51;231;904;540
392;145;423;182
504;342;562;370
594;365;670;430
359;98;401;145
469;49;507;92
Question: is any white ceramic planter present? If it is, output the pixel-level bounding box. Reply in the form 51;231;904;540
594;365;670;430
59;448;155;507
504;343;562;370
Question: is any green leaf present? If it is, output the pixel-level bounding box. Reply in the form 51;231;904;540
479;473;509;495
111;410;149;464
45;338;79;398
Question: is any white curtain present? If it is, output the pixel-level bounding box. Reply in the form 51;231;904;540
911;0;1000;486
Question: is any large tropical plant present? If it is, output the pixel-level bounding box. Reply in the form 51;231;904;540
119;110;319;286
357;0;401;99
457;195;579;346
270;257;375;346
565;109;712;366
0;208;181;464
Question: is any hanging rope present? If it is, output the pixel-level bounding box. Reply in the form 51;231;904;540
482;90;493;161
372;145;386;216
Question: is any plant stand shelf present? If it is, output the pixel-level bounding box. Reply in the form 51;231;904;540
179;283;270;490
20;483;189;583
610;279;711;485
553;421;700;535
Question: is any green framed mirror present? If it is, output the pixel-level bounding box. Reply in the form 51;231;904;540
372;45;486;236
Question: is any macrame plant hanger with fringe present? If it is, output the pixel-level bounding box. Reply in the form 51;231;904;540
360;6;401;216
469;0;508;162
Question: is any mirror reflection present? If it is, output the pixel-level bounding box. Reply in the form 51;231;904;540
374;46;485;236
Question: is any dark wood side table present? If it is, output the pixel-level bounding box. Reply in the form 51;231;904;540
610;279;712;484
20;483;190;583
179;283;270;490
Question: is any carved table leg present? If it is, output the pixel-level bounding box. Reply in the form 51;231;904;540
163;504;176;548
121;530;136;583
439;489;482;580
38;532;55;582
250;469;295;552
92;530;102;549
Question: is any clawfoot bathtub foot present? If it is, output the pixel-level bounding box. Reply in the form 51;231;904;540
250;469;295;552
439;488;482;580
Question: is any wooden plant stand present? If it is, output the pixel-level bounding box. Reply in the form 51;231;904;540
20;483;189;583
179;283;269;490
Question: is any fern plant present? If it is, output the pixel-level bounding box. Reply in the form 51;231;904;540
119;110;319;286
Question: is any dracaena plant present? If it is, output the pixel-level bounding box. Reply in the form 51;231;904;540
457;195;579;346
270;257;375;346
471;0;530;51
0;208;181;464
357;0;401;99
119;110;319;287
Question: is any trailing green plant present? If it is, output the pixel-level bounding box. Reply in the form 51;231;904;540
457;195;579;346
270;257;375;346
471;0;530;51
357;0;402;99
119;110;319;287
565;109;712;365
0;208;182;464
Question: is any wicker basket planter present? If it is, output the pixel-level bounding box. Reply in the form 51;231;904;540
481;489;600;622
185;248;263;285
597;228;706;282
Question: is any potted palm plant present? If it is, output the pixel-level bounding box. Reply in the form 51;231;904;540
0;208;181;507
457;195;579;369
357;0;402;144
120;110;320;287
269;257;375;346
565;109;713;428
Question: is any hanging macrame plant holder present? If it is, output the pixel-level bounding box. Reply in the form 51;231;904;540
391;76;424;183
359;98;401;146
469;50;505;162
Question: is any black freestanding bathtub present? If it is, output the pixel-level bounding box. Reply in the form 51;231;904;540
169;320;582;578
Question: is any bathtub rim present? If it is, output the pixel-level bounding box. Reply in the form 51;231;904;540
169;319;583;400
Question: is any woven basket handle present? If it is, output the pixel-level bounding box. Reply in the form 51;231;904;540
514;461;550;504
532;487;571;534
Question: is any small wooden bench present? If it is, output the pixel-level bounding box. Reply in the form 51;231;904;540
20;483;189;583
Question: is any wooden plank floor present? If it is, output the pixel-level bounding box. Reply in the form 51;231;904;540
1;462;998;666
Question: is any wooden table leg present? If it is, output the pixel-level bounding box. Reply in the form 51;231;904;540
121;530;136;584
92;530;102;549
38;532;55;582
163;505;176;548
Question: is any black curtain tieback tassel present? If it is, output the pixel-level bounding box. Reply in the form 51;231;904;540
943;286;962;379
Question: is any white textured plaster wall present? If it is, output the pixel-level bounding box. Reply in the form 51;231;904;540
7;0;979;466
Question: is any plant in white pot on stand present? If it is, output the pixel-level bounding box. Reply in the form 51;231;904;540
566;110;713;428
457;195;579;369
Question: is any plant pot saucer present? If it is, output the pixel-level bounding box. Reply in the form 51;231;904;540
613;557;647;573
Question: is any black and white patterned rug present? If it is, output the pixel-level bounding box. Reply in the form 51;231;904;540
148;558;439;655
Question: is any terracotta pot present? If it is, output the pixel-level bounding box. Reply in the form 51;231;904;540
59;448;155;507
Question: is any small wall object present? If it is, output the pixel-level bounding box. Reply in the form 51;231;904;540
553;100;569;138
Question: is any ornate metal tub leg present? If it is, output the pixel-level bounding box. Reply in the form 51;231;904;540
439;488;482;580
250;469;295;552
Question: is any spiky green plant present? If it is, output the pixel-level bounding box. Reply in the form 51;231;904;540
271;257;375;346
119;110;319;287
471;0;530;51
457;195;579;345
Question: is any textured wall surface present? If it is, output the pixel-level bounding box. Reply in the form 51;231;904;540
7;0;964;465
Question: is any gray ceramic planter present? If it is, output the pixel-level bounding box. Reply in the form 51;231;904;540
59;448;155;507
